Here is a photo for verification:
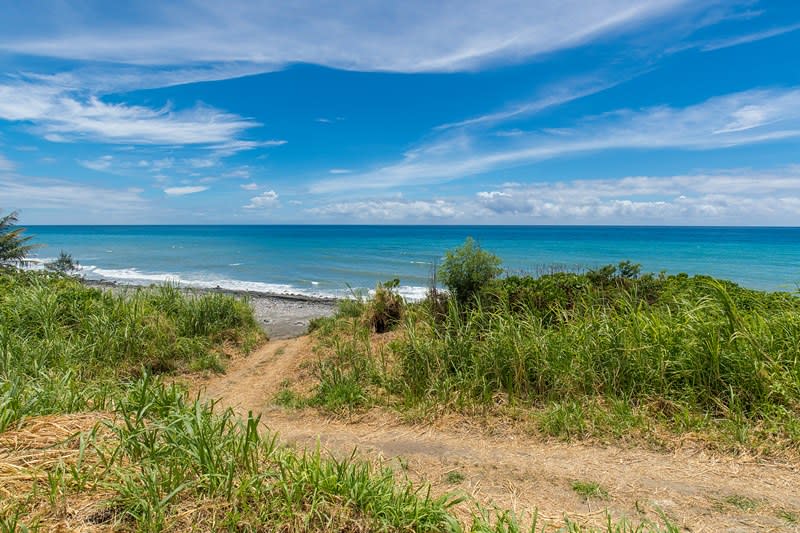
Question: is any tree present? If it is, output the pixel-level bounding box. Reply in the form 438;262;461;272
46;250;79;274
0;210;34;269
438;237;502;307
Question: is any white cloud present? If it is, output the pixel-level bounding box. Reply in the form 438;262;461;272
164;186;208;196
0;81;258;147
244;190;279;209
473;170;800;224
0;175;147;211
329;168;351;174
0;154;15;171
700;22;800;51
240;182;259;190
308;199;459;220
0;1;703;73
77;155;114;171
435;75;629;130
312;87;800;192
224;168;251;179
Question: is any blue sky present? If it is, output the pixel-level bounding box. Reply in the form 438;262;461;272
1;0;800;225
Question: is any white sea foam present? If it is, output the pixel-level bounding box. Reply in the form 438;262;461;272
23;260;430;302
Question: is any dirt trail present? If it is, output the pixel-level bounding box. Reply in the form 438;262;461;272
195;338;800;531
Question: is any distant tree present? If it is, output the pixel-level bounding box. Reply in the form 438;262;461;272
0;210;34;269
46;250;79;274
439;237;502;307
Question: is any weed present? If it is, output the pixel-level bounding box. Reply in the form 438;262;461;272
444;470;465;484
572;481;609;501
721;494;760;512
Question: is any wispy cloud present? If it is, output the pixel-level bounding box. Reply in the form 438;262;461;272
0;175;147;211
0;81;259;147
244;190;279;209
700;22;800;51
240;182;258;190
0;1;714;73
163;186;208;196
77;155;114;172
434;75;631;130
312;87;800;192
328;168;351;174
0;153;15;171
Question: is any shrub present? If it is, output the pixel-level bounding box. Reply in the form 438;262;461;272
0;210;35;269
368;278;404;333
46;250;79;274
438;237;502;307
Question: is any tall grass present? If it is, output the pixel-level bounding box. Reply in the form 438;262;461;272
0;271;263;432
310;268;800;452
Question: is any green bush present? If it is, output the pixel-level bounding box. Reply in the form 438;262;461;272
368;278;404;333
439;237;502;307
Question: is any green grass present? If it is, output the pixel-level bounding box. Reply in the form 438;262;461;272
572;481;609;501
0;269;729;531
307;265;800;455
720;494;760;512
445;470;466;484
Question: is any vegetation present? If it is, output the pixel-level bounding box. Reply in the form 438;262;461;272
0;271;467;531
439;237;502;307
45;250;79;274
0;270;672;531
306;240;800;456
572;481;609;501
0;210;34;268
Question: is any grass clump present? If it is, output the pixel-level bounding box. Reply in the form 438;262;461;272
572;481;609;501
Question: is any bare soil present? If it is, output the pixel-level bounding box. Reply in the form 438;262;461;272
192;337;800;531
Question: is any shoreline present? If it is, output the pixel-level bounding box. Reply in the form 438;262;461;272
83;279;337;340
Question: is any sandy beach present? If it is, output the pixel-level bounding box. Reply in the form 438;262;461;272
84;280;336;339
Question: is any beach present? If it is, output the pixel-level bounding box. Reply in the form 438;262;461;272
85;279;336;339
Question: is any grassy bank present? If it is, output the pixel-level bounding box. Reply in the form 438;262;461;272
304;258;800;456
1;271;677;531
0;272;453;532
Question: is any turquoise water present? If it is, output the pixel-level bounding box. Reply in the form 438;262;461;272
27;226;800;298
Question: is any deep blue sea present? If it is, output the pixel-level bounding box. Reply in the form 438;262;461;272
26;226;800;298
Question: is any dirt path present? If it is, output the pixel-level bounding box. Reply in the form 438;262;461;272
194;338;800;531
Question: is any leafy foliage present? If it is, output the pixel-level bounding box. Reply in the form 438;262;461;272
368;278;404;333
45;250;79;274
438;237;502;307
0;210;35;269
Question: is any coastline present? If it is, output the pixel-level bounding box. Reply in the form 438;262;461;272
83;279;337;339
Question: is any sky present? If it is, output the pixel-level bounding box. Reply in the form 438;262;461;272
1;1;800;225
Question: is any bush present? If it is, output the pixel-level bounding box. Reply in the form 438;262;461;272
438;237;502;307
368;278;404;333
45;250;79;274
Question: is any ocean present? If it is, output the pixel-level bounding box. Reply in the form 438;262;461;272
26;225;800;298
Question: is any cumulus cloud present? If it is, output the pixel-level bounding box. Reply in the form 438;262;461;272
0;1;706;73
244;190;279;209
473;171;800;224
308;198;459;220
313;87;800;192
163;186;208;196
